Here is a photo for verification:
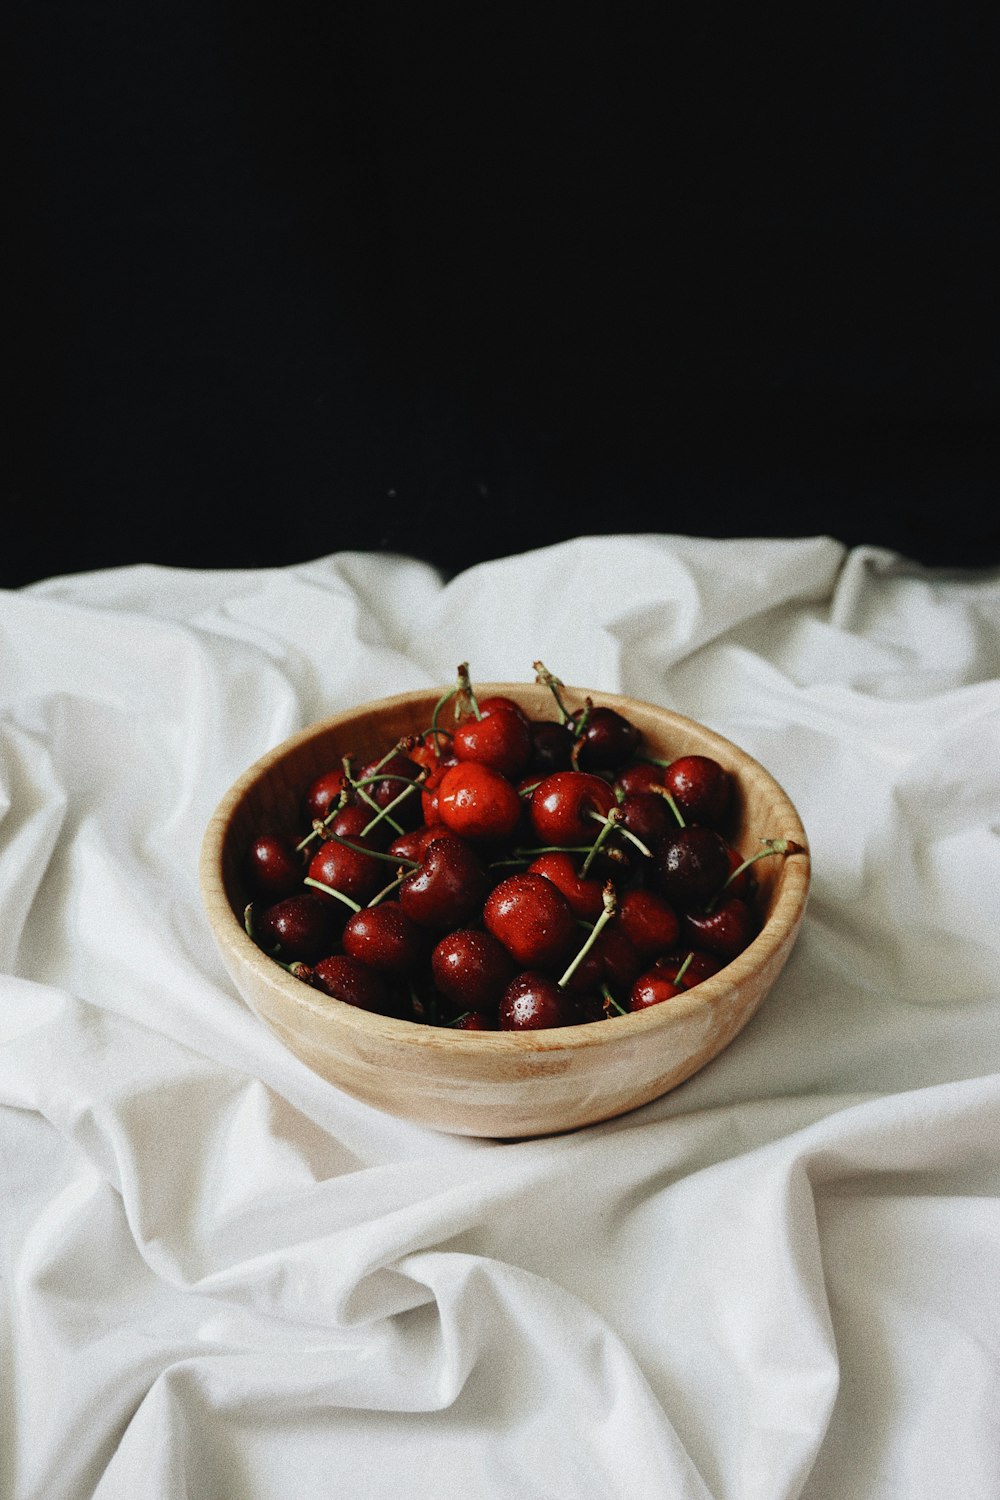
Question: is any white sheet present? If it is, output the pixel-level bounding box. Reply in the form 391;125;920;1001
2;534;998;1499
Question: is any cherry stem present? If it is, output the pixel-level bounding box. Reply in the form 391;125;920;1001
568;698;593;769
430;687;460;742
343;759;405;836
601;984;628;1017
303;877;363;912
532;660;571;723
456;662;482;720
360;773;426;837
673;952;695;987
653;786;686;827
296;787;351;853
584;807;652;866
706;837;806;911
558;883;617;988
307;827;420;869
367;870;409;907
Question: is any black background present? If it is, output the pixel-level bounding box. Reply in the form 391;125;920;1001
6;6;999;586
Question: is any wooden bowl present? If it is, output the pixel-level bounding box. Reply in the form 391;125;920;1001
199;684;810;1138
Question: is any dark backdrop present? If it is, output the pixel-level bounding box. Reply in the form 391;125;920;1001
6;6;999;586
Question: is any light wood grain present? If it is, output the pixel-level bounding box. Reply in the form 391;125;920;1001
199;685;810;1137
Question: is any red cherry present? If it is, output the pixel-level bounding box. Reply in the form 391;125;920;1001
615;888;681;959
477;694;531;724
482;872;577;968
526;719;575;774
526;850;606;921
387;822;452;863
655;949;723;986
560;925;642;997
243;833;303;900
453;701;532;776
431;928;516;1011
302;767;347;825
530;770;617;846
310;953;393;1012
615;790;675;848
253;892;339;963
436;761;523;843
570;705;641;770
663;755;733;828
341;902;425;978
629;970;687;1011
306;835;385;908
499;971;581;1029
681;896;758;959
398;835;489;930
355;750;425;830
613;761;665;797
656;826;732;908
450;1009;498;1030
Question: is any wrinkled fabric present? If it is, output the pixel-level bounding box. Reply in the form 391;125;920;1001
1;534;998;1500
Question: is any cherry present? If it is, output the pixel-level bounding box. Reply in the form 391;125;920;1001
529;770;617;846
526;850;606;922
629;969;688;1011
431;928;516;1011
613;761;665;798
560;925;642;998
398;835;489;930
526;719;575;774
436;761;523;843
449;1009;498;1030
355;749;425;830
681;896;758;959
310;953;393;1012
615;888;681;959
655;949;723;985
302;766;347;825
499;971;581;1030
663;755;733;828
252;892;339;963
341;902;425;978
482;871;577;968
243;833;303;900
615;790;675;848
306;834;386;909
655;825;733;908
453;700;532;776
387;822;452;863
570;704;641;770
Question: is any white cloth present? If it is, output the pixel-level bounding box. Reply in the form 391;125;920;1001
2;534;998;1499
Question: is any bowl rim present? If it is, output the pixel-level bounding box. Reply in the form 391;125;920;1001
199;683;811;1055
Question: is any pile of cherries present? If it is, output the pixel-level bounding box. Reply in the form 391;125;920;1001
241;663;803;1030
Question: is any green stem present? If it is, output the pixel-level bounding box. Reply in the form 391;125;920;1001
360;773;426;837
456;661;482;720
706;837;805;911
302;877;363;913
558;884;617;988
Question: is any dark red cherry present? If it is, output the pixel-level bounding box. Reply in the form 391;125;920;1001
341;902;425;978
307;832;386;909
387;822;452;863
436;761;523;843
560;925;642;997
450;1010;497;1030
499;971;581;1029
656;826;732;908
570;705;640;770
253;892;338;963
629;970;688;1011
482;872;577;969
302;767;347;825
327;800;394;852
529;770;617;846
310;953;393;1012
453;702;532;777
398;835;489;930
243;833;303;900
355;750;425;829
615;790;675;848
431;928;516;1010
613;761;665;798
526;719;575;774
615;888;681;959
663;755;733;828
526;850;606;921
681;896;758;959
655;949;723;986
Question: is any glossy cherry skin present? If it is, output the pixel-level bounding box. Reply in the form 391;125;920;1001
655;826;733;908
253;892;339;963
430;927;516;1010
615;790;676;848
450;1009;498;1030
341;902;425;978
436;761;523;843
309;953;393;1012
613;761;665;798
482;872;577;968
327;800;395;852
243;833;303;900
655;949;723;985
526;850;606;921
681;896;758;959
561;926;642;998
570;706;641;770
387;822;452;864
663;755;733;828
398;835;489;930
629;970;687;1011
302;767;347;826
615;888;681;959
307;835;385;908
499;971;581;1029
453;702;532;776
529;770;617;846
